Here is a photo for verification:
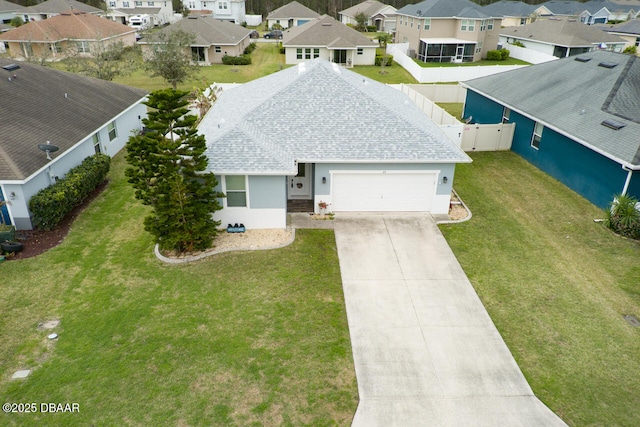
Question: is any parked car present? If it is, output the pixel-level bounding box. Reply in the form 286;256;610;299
249;30;259;39
263;30;283;39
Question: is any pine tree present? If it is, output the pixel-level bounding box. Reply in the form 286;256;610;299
126;89;224;252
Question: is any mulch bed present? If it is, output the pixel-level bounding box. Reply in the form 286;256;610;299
6;181;109;261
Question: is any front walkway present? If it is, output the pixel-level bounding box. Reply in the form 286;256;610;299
332;212;567;427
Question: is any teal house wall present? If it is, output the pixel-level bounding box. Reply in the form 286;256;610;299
463;90;636;208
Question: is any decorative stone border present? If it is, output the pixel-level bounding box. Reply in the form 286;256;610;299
436;189;473;224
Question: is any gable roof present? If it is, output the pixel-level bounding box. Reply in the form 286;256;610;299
0;11;135;42
544;0;631;15
144;16;252;46
397;0;494;19
599;18;640;35
0;58;147;182
481;1;539;17
0;0;27;13
340;0;395;18
199;59;470;175
283;15;378;48
499;17;625;46
25;0;102;14
463;51;640;168
266;1;320;20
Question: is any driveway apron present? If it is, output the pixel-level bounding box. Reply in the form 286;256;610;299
333;212;567;427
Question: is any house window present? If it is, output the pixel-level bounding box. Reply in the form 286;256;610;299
225;175;246;207
502;107;510;123
475;41;483;53
93;133;101;154
107;121;118;141
215;46;221;53
487;19;494;30
76;41;90;53
461;19;475;31
424;18;430;30
357;47;363;55
109;1;115;6
313;48;319;58
636;37;640;47
135;1;142;5
410;18;413;28
147;1;154;6
188;1;194;7
219;1;228;10
191;46;205;62
399;16;402;26
531;122;543;149
203;2;206;7
520;17;526;25
480;20;486;31
123;1;129;6
305;48;311;59
296;48;302;59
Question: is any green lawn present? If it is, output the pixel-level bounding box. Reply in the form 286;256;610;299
0;153;357;426
435;102;464;120
440;152;640;426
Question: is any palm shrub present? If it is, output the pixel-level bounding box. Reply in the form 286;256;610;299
604;193;640;240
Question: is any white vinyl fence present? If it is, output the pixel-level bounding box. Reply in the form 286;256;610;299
388;43;528;83
501;43;558;64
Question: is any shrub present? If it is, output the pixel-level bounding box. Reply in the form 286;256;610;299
243;42;257;55
623;45;637;55
510;40;525;48
366;25;377;32
486;48;510;61
604;193;640;240
29;154;111;230
222;55;251;65
375;53;393;66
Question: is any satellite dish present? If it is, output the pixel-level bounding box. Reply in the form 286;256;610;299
38;141;59;160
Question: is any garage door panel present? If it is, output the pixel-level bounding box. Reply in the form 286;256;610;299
332;172;436;212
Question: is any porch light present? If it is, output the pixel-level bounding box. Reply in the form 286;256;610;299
442;176;448;184
322;177;326;184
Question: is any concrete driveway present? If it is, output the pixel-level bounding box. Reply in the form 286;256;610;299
333;212;567;427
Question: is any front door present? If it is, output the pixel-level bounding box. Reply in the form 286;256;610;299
287;163;311;199
456;45;464;61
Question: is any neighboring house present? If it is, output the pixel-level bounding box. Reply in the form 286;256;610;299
599;18;640;48
0;58;147;230
461;51;640;209
139;15;252;64
266;1;319;29
0;11;137;60
22;0;102;22
282;15;378;66
541;0;636;24
181;0;246;24
339;0;397;32
104;0;175;27
395;0;503;63
198;58;471;229
481;1;540;27
500;17;626;58
0;0;27;25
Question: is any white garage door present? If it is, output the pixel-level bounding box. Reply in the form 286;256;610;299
332;171;437;212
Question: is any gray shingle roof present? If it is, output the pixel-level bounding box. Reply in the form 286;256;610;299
397;0;493;19
599;18;640;36
283;15;377;48
25;0;101;14
340;0;394;18
481;1;539;17
0;0;27;13
463;51;640;167
266;1;320;20
544;0;632;15
199;59;470;174
148;16;252;46
500;17;626;46
0;59;147;181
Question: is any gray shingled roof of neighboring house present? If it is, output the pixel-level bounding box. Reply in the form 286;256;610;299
0;0;27;12
199;59;470;175
463;51;640;168
266;1;320;20
541;0;631;15
397;0;495;19
578;0;632;13
113;7;162;15
599;18;640;35
482;0;539;17
283;15;377;48
340;0;392;18
500;17;626;46
145;16;251;46
0;58;147;181
25;0;102;14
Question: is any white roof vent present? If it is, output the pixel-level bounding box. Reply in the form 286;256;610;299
298;62;306;74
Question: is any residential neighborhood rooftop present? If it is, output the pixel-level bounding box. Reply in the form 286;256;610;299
24;0;102;14
500;17;626;46
397;0;495;19
143;15;252;46
340;0;391;18
199;59;470;175
266;1;320;20
0;59;147;181
599;18;640;35
463;50;640;167
283;14;377;48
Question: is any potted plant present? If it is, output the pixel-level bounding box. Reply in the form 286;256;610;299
318;200;331;215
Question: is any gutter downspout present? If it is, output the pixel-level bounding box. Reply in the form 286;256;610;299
621;165;633;195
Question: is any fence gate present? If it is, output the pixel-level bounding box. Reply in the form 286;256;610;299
461;123;515;151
